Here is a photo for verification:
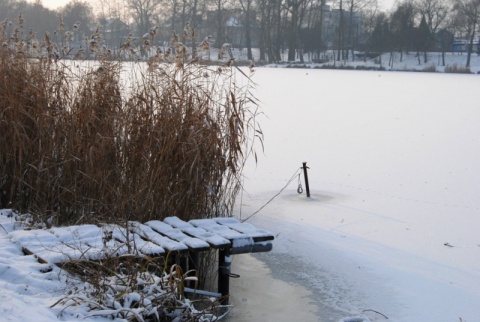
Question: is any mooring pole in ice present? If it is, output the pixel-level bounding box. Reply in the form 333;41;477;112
302;162;311;197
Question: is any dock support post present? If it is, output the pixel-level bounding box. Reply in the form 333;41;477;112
302;162;311;197
218;249;231;304
188;251;200;289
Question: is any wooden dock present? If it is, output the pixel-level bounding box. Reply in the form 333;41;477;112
8;215;274;302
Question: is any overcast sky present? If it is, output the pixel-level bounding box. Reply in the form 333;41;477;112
37;0;396;11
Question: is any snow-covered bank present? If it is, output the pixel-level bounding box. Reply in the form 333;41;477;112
233;68;480;321
265;52;480;74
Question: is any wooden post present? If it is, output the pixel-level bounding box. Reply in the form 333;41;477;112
188;251;200;289
302;162;311;197
218;249;231;304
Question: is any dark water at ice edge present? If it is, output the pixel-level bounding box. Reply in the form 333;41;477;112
225;252;353;322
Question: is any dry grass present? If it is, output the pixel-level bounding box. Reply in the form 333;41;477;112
56;255;224;321
0;16;262;225
444;64;471;74
421;64;436;72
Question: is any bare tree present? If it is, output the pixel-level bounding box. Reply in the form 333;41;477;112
240;0;254;60
96;0;131;48
345;0;377;61
317;0;327;56
453;0;480;67
414;0;450;34
1;0;58;37
128;0;161;37
212;0;229;50
337;0;345;60
285;0;308;61
390;0;416;61
369;11;391;66
361;0;380;61
59;0;95;55
300;0;327;60
165;0;181;31
256;0;282;62
412;14;430;63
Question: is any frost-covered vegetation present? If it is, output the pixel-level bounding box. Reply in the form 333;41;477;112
1;210;232;322
55;260;226;321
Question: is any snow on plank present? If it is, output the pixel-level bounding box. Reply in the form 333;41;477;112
181;227;231;249
145;220;177;234
163;216;230;248
53;224;111;248
214;217;240;225
163;216;193;229
49;225;106;261
129;222;187;252
146;220;210;251
9;229;92;263
189;219;245;240
216;221;274;242
105;224;165;256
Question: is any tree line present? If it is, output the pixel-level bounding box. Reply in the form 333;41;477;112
1;0;479;66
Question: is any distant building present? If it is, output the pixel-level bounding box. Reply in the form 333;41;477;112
301;4;363;51
452;37;480;53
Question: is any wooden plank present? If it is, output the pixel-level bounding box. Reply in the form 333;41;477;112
214;217;240;225
145;220;177;234
49;226;107;261
105;224;166;256
189;219;245;240
21;246;48;264
145;220;210;251
129;222;187;252
220;222;274;242
214;218;274;242
163;217;231;248
10;229;74;263
230;236;254;254
252;241;273;253
163;216;193;229
181;227;231;249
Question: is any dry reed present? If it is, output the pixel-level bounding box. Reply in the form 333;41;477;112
0;16;262;225
444;64;471;74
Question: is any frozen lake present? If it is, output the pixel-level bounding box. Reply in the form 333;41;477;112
229;68;480;321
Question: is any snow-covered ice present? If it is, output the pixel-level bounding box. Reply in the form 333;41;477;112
231;67;480;321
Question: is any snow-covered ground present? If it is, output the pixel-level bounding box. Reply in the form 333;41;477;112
1;65;479;322
264;51;480;74
231;68;480;321
216;47;480;74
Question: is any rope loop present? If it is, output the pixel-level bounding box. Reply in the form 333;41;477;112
297;173;303;194
297;184;303;194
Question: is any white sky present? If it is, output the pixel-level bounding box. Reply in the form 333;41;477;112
379;0;396;10
38;0;71;10
38;0;396;11
35;0;96;10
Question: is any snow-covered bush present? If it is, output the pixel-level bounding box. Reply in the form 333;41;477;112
55;258;225;321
